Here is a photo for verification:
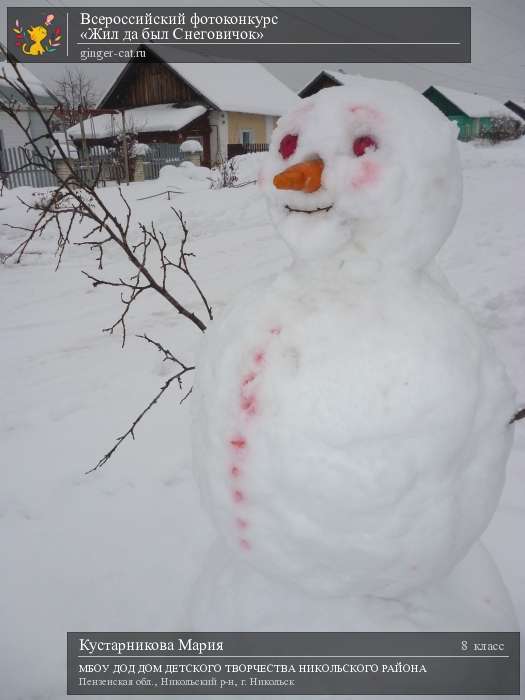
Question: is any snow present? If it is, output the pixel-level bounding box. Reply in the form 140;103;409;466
432;84;520;119
180;139;203;153
0;92;524;698
166;62;299;116
158;162;213;189
231;151;268;183
0;60;55;102
67;103;206;140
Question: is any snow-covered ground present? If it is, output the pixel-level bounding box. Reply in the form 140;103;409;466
0;144;524;699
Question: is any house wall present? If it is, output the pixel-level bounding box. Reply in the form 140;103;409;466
265;115;279;144
0;110;32;151
227;112;267;144
449;115;492;141
101;60;205;109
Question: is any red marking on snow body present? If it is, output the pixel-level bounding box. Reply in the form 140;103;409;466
233;489;245;503
351;160;379;189
236;517;248;530
230;436;247;449
483;596;492;605
230;465;241;478
239;538;251;551
254;350;265;365
242;371;257;386
240;393;257;416
270;326;282;335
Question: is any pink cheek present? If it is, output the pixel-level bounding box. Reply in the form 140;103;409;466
349;104;382;121
351;160;380;190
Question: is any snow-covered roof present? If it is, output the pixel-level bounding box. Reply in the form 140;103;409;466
321;69;352;84
98;49;298;117
68;103;206;140
432;85;517;119
0;60;57;106
49;132;78;159
166;63;298;116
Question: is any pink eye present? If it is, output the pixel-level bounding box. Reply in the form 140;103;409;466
279;133;298;159
353;135;377;157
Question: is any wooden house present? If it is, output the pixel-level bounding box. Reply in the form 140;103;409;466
0;58;58;152
422;85;520;141
68;45;297;166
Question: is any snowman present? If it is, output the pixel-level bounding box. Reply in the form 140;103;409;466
192;77;516;600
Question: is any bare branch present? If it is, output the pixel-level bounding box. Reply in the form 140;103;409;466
1;49;212;472
86;362;195;474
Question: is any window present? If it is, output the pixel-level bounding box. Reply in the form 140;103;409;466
241;129;252;146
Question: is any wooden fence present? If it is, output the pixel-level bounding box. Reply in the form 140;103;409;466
0;142;184;189
0;146;58;189
142;143;182;180
227;143;269;159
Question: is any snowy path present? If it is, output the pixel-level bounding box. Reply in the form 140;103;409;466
0;144;524;699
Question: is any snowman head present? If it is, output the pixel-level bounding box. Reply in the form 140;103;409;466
259;78;462;269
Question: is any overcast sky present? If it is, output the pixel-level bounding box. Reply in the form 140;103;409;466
3;0;524;102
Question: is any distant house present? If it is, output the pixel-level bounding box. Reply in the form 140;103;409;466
68;45;298;166
298;69;350;98
505;99;525;121
423;85;520;141
0;58;58;153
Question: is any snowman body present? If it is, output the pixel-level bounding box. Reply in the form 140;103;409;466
192;79;515;597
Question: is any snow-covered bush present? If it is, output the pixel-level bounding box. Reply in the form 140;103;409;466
480;115;524;144
211;159;239;189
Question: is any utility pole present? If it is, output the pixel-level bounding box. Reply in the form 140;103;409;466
121;109;130;185
78;101;88;162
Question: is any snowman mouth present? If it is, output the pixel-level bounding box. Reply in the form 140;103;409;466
285;204;333;215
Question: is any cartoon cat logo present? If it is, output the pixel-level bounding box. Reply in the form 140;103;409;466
12;14;62;56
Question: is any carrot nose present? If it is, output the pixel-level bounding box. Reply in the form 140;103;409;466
273;159;324;193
